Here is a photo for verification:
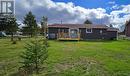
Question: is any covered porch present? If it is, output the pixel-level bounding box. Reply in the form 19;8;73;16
57;29;80;40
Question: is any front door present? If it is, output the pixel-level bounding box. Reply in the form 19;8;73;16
70;29;78;38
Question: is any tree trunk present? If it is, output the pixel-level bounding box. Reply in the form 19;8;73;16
35;62;39;74
35;47;39;74
31;33;33;37
30;28;33;37
11;32;14;41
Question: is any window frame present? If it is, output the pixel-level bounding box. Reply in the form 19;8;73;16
100;30;103;34
86;28;93;33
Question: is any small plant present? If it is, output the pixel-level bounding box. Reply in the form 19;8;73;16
20;38;48;74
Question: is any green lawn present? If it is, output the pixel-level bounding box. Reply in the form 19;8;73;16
0;38;130;76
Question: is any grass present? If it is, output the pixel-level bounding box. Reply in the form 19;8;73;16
0;38;130;76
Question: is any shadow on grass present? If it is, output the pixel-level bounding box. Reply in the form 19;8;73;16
9;71;33;76
56;39;118;43
9;72;20;76
82;40;118;42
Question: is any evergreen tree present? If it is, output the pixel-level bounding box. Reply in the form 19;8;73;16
6;16;18;41
84;19;92;24
23;11;37;37
21;26;30;36
0;15;7;31
20;38;48;74
109;24;113;27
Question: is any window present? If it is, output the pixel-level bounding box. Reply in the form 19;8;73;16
100;30;103;34
86;28;92;33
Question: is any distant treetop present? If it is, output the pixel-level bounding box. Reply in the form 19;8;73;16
84;19;92;24
109;24;113;27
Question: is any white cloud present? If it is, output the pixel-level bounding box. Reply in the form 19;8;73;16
15;0;130;31
112;4;120;10
16;0;111;25
121;5;130;13
110;4;130;24
108;1;115;5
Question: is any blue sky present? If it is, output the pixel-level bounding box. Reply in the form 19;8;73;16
53;0;130;13
53;0;130;7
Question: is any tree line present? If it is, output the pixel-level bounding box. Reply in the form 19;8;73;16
0;11;48;42
0;12;48;75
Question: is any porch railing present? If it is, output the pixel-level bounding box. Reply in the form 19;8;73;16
57;32;80;40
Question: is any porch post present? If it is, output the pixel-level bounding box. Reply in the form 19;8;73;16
69;29;70;38
78;29;80;40
58;28;60;38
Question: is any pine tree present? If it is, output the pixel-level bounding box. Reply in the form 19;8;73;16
20;38;48;74
6;16;18;41
0;15;7;31
84;19;92;24
23;11;37;37
0;15;18;42
109;24;113;27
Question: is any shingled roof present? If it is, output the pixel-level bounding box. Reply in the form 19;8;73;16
107;27;119;31
48;24;82;28
48;24;108;29
48;24;119;32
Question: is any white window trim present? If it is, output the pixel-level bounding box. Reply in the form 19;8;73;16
86;28;93;33
69;28;79;37
100;30;103;34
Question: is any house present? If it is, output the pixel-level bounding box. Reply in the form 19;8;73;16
48;24;118;40
124;21;130;37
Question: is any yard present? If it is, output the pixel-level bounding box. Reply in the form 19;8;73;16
0;38;130;76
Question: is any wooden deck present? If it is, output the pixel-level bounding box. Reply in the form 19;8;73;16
57;38;80;41
57;31;80;40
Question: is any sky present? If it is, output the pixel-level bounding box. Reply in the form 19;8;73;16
53;0;130;13
15;0;130;31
